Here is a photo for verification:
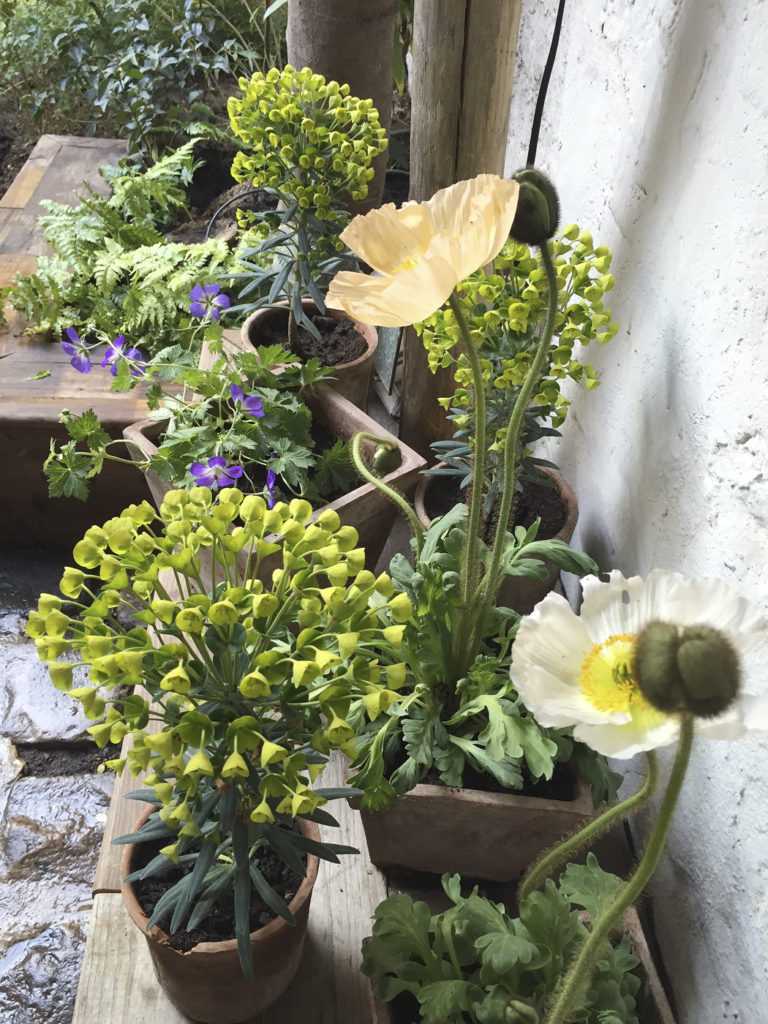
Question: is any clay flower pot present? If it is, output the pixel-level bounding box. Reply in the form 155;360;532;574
415;464;579;615
121;808;321;1024
240;299;378;410
123;383;425;571
359;772;594;883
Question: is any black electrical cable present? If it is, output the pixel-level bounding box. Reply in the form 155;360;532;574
526;0;567;168
204;187;264;240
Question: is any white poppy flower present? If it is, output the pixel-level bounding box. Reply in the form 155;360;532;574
510;570;768;758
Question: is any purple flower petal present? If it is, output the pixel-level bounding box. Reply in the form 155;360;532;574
208;306;222;322
224;465;244;481
203;284;221;297
112;334;126;351
230;384;244;402
266;469;277;488
213;293;231;310
71;353;92;374
189;300;207;318
189;283;206;302
244;395;265;418
207;455;227;469
65;327;80;343
61;341;76;356
190;462;207;477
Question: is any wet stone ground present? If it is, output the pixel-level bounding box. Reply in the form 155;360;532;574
0;549;114;1024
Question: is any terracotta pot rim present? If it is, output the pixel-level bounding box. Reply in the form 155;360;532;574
121;804;320;958
398;777;593;813
240;298;378;373
415;462;578;540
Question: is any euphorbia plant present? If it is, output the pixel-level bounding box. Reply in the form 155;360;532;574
327;172;615;802
26;487;412;972
418;225;618;526
227;64;388;344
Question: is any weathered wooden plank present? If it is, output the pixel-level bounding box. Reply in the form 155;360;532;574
0;134;126;254
79;756;389;1022
0;135;61;209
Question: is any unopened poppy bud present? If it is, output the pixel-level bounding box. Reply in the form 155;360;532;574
505;1001;540;1023
509;167;560;245
634;621;740;719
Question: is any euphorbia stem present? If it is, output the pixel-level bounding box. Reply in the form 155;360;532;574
518;752;658;903
478;241;558;616
543;716;695;1024
448;291;487;668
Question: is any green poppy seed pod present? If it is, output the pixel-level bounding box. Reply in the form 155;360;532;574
509;167;560;245
505;1001;540;1024
634;621;741;719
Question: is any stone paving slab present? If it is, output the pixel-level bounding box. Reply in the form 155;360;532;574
0;760;113;1024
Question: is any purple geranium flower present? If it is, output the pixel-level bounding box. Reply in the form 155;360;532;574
230;383;265;418
189;456;245;490
265;468;277;509
61;327;92;374
100;334;147;377
189;283;232;321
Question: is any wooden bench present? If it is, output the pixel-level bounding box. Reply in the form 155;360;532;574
0;135;150;546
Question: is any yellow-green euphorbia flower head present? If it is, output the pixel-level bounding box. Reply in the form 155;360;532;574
326;174;520;327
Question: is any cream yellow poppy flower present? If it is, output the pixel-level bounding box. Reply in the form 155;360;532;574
511;570;768;758
326;174;520;327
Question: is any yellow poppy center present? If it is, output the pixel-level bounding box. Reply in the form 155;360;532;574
579;633;642;713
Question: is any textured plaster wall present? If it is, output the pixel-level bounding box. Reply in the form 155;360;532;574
504;2;768;1021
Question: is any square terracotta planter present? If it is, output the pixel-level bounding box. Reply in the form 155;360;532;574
372;907;676;1024
122;383;425;569
360;774;595;883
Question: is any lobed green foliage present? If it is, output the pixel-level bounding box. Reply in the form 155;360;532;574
363;857;645;1024
349;507;620;808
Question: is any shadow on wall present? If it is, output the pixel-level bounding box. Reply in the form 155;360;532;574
558;0;724;577
575;327;684;576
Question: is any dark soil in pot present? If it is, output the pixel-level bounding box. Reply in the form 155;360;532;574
167;182;277;244
413;760;576;803
425;473;567;539
254;307;367;367
131;833;307;952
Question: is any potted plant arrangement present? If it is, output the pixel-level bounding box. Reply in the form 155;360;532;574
413;221;618;614
364;563;768;1022
43;286;425;568
26;485;417;1022
227;65;389;409
323;170;618;880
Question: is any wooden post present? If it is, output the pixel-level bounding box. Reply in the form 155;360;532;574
287;0;398;208
400;0;522;456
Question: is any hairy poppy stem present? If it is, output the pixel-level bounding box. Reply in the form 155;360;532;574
542;716;694;1024
518;752;658;904
477;241;558;620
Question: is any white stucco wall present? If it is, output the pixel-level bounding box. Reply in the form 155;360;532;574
504;2;768;1021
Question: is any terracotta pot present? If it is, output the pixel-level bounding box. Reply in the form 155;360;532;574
374;907;676;1024
240;299;378;410
121;807;321;1024
359;772;594;883
415;464;579;615
123;383;425;572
